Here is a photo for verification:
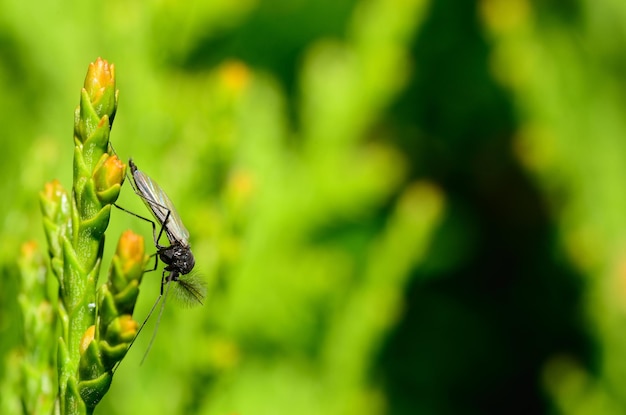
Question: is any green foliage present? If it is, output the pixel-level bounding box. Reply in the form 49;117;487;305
44;58;126;415
482;0;626;413
17;242;56;414
19;58;150;414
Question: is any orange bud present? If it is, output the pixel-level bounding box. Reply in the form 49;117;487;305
220;60;250;94
226;169;254;212
20;241;38;258
117;230;146;275
41;179;70;220
42;179;66;204
80;325;96;355
118;315;139;338
93;154;125;192
84;57;115;104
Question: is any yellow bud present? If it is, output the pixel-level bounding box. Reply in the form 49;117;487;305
119;315;138;333
220;60;250;94
20;241;38;258
93;154;125;192
117;230;146;277
42;179;66;204
41;179;69;220
84;57;115;104
80;325;96;355
226;169;254;214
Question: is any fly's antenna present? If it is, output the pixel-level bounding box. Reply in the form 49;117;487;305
172;273;207;306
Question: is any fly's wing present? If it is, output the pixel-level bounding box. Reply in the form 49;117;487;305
131;168;191;246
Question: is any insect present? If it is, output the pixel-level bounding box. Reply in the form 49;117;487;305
115;158;205;364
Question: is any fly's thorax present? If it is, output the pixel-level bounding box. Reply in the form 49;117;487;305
158;243;195;275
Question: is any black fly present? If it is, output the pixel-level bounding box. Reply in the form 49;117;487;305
127;159;201;295
114;158;205;365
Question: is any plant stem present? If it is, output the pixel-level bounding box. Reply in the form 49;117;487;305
41;57;127;415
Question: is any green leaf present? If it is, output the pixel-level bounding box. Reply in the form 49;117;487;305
78;372;112;410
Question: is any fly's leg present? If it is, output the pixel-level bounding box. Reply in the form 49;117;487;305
147;252;159;275
113;203;166;274
161;269;167;296
113;202;168;249
140;277;172;365
111;269;174;373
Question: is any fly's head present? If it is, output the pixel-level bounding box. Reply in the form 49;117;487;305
159;243;195;275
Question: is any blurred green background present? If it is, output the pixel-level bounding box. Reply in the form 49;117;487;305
1;0;625;413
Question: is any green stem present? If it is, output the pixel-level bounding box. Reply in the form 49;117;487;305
16;241;57;414
41;57;124;415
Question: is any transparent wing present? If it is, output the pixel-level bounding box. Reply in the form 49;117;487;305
131;168;190;246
